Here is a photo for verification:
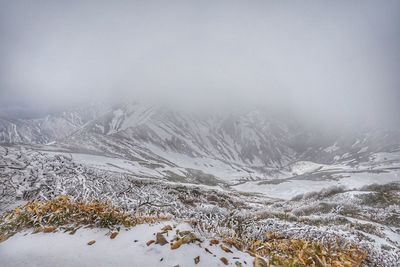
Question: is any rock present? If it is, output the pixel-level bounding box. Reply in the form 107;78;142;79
253;257;268;267
155;233;168;245
146;240;155;246
194;256;200;264
235;261;243;267
220;257;229;265
87;240;96;245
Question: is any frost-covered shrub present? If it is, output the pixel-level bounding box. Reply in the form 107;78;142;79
291;202;338;216
291;185;346;201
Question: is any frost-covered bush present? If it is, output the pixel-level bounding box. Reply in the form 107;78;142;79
291;185;346;201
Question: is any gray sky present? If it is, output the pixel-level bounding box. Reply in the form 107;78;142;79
0;0;399;127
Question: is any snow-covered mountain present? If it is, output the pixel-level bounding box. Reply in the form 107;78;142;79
2;102;400;182
0;104;106;144
67;104;297;169
69;103;400;169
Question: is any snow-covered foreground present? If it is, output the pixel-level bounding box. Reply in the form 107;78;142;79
0;221;253;267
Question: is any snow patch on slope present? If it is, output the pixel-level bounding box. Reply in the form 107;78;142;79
0;221;253;267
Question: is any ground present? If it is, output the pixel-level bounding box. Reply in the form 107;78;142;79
0;221;254;267
0;145;399;266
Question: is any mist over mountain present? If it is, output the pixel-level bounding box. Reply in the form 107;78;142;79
1;1;400;266
1;0;400;128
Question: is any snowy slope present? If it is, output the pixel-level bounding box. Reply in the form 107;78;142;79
54;103;399;184
1;102;400;185
0;221;254;267
71;104;296;168
0;104;107;144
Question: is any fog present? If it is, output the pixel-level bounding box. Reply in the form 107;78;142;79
1;0;399;127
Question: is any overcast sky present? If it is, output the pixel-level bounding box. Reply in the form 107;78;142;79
0;0;399;127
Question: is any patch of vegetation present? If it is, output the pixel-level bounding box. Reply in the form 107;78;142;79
186;169;223;186
358;183;400;213
361;182;400;193
351;222;381;237
359;191;400;208
292;202;338;216
0;195;371;267
297;215;350;227
291;185;346;201
221;233;367;267
0;196;167;242
336;205;362;218
171;186;246;210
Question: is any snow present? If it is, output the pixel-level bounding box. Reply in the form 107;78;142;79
287;161;326;175
40;151;186;179
120;105;155;131
324;143;339;153
232;169;400;200
382;228;400;246
344;216;400;248
146;143;265;181
369;152;400;164
233;179;336;200
0;221;253;267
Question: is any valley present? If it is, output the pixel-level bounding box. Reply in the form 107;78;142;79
1;103;400;266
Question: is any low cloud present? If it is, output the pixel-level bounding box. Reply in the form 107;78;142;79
0;0;399;127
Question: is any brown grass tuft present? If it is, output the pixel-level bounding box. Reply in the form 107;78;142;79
0;196;168;242
222;234;367;267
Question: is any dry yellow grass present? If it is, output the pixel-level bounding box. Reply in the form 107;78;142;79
222;233;367;267
189;219;367;266
0;196;168;242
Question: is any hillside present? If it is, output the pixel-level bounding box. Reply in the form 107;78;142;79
0;103;399;266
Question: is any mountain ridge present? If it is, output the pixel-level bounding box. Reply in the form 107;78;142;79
1;102;400;182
